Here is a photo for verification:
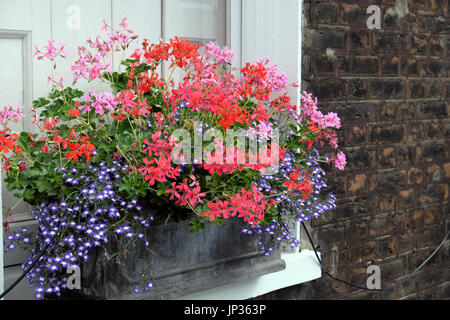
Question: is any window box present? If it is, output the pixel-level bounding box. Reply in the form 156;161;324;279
69;219;286;300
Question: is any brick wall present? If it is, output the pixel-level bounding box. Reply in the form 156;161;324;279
260;0;449;300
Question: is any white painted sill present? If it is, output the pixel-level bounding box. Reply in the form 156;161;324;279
177;250;322;300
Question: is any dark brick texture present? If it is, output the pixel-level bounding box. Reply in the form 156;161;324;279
258;0;449;300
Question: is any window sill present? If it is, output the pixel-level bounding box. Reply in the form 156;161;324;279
176;250;322;300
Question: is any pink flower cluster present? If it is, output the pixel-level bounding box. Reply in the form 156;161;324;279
0;104;26;129
79;90;117;115
300;92;346;171
71;18;136;85
258;58;289;95
301;92;341;129
34;40;68;61
246;122;274;140
71;47;112;84
203;41;234;65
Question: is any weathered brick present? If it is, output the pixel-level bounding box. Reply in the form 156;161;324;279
443;162;450;179
425;164;442;183
313;2;339;25
378;146;396;168
426;80;443;98
373;33;408;54
379;193;397;213
309;29;347;51
429;35;444;56
340;3;367;26
369;79;405;99
344;148;377;170
407;209;424;228
377;236;397;258
423;206;443;226
418;14;447;34
407;121;425;142
418;101;447;118
378;103;398;122
314;55;336;74
411;35;428;55
381;56;400;76
375;170;408;193
347;173;367;195
348;79;369;99
419;59;442;77
353;56;379;74
350;241;377;264
417;184;448;205
289;0;450;301
416;143;447;163
349;31;370;52
369;124;405;144
398;103;417;120
409;80;426;99
409;0;430;10
424;120;443;139
308;78;347;101
346;126;367;145
397;188;416;210
408;167;425;184
338;103;377;122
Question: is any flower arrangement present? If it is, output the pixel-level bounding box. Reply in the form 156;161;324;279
1;19;346;299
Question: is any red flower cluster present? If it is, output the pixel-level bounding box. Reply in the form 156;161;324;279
138;131;181;186
283;165;313;201
165;174;206;208
66;135;96;162
203;185;269;226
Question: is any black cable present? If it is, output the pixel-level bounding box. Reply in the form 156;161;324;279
301;221;449;292
0;243;51;299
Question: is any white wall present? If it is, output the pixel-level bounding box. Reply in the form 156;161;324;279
242;0;302;106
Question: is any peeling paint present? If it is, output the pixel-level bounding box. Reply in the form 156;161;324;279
386;0;409;19
326;48;336;61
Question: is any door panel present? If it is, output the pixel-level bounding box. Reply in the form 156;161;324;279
164;0;226;45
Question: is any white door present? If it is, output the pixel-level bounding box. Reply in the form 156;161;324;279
0;0;233;299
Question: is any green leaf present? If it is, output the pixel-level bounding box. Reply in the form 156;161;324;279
189;218;206;233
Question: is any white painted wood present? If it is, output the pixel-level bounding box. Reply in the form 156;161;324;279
164;0;226;45
177;250;322;300
0;0;33;31
242;0;301;105
227;0;242;69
